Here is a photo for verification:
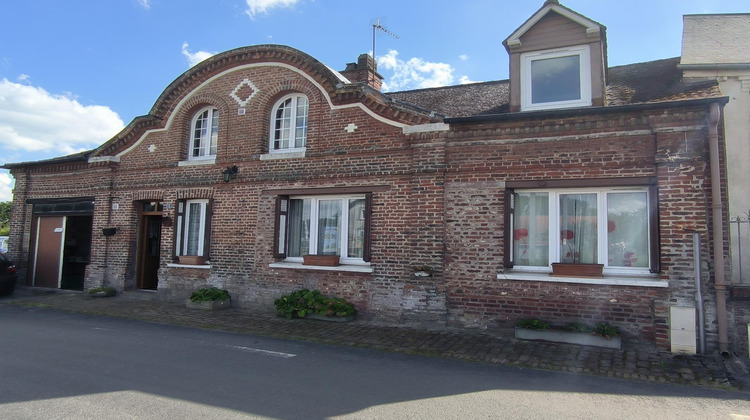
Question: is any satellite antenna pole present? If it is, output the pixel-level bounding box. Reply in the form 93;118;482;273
372;18;399;60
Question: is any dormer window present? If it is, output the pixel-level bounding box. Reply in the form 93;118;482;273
520;45;591;111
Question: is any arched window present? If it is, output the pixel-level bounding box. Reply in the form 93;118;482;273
270;94;308;152
189;107;219;160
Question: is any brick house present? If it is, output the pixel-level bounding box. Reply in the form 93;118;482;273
3;1;736;353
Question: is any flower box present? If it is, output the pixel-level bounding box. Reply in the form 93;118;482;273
551;263;604;278
302;254;340;266
186;298;231;310
515;327;621;349
178;255;207;265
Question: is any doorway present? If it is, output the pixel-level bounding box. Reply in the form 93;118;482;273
136;202;163;290
32;215;92;290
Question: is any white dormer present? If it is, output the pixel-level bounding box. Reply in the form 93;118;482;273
503;0;607;112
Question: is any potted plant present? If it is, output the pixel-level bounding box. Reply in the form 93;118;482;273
178;255;207;265
186;287;231;310
551;229;603;277
515;319;621;349
274;288;356;321
302;254;340;266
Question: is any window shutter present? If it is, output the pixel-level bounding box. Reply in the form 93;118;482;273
174;199;185;258
363;193;373;262
273;195;289;259
648;185;660;273
203;199;213;258
503;189;515;268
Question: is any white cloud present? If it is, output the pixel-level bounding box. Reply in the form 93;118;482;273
0;78;124;154
0;172;12;202
245;0;300;19
137;0;151;10
181;42;215;67
16;74;29;83
459;54;468;61
459;76;477;84
377;49;456;92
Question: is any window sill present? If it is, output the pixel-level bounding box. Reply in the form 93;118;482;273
167;263;212;269
178;158;216;166
497;271;667;288
269;262;373;273
260;150;306;161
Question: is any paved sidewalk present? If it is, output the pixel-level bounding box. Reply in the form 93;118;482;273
4;287;748;391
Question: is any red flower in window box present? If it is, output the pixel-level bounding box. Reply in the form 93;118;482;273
513;228;528;240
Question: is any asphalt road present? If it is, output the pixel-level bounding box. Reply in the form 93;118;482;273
0;304;748;419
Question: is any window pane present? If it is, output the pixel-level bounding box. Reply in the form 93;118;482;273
287;199;310;257
531;54;581;104
274;99;292;150
193;110;208;157
607;192;649;268
514;192;549;266
295;96;308;148
209;110;219;156
317;200;341;255
559;193;597;264
348;199;365;258
185;202;203;255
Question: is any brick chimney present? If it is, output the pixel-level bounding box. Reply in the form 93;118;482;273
340;54;383;91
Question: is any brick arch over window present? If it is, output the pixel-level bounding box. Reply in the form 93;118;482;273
173;93;231;161
256;79;322;154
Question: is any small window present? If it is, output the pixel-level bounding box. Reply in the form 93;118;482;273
189;107;219;160
175;199;211;258
270;94;308;152
274;194;371;265
506;187;658;275
520;46;591;111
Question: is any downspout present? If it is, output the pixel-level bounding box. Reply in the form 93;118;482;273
708;101;729;355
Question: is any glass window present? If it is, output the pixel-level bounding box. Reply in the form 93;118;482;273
280;195;368;264
190;107;219;159
510;188;652;274
176;199;209;257
521;46;591;111
271;94;308;152
531;55;581;104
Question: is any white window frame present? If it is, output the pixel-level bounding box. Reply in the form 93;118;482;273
512;187;651;276
269;94;308;154
520;45;591;111
284;195;367;266
189;107;219;161
176;199;209;257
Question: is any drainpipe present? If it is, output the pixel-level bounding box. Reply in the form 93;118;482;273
708;101;730;355
694;232;706;354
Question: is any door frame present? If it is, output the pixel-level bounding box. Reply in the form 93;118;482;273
135;202;164;290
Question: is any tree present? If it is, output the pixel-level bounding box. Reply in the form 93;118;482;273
0;201;10;236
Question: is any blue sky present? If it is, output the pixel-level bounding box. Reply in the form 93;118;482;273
0;0;747;201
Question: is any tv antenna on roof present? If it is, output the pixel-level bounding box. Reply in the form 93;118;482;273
372;18;399;60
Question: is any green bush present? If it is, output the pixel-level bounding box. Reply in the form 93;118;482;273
565;321;594;333
516;318;550;330
593;322;620;338
190;287;230;302
274;289;356;319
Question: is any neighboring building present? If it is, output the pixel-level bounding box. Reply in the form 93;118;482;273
3;1;735;353
680;13;750;354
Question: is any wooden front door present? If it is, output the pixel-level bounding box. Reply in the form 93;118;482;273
33;216;65;288
136;211;163;290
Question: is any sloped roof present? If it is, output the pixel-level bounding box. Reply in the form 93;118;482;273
385;57;722;118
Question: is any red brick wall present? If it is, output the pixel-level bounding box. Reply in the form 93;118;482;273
6;51;729;350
